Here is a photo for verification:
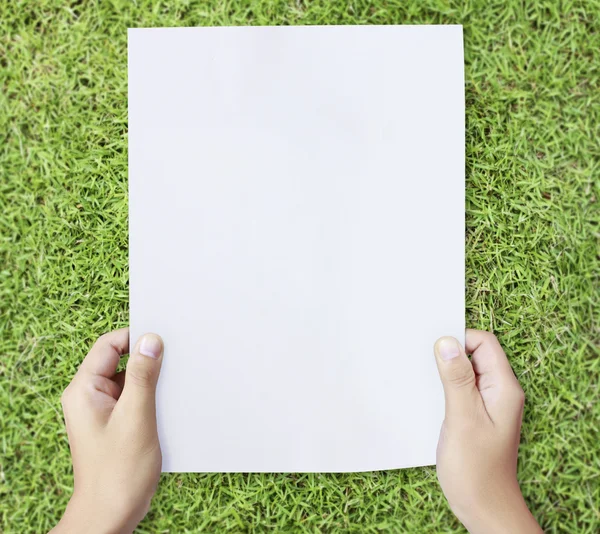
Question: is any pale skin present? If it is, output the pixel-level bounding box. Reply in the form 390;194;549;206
52;329;543;534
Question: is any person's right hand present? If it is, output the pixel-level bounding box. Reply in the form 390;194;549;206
52;329;164;534
434;330;543;534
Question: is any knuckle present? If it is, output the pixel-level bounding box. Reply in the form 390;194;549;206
511;384;525;406
87;374;105;391
60;388;70;409
498;381;525;407
60;383;77;409
482;331;499;344
127;365;154;389
448;367;476;389
94;332;110;348
82;377;102;399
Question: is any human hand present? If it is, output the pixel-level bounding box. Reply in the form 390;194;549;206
434;330;543;534
51;329;164;534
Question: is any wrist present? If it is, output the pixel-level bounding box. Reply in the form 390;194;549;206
51;494;136;534
455;489;542;534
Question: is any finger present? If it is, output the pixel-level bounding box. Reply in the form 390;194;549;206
466;329;519;386
465;330;524;420
118;333;164;419
79;328;129;378
114;369;126;393
61;374;123;428
434;336;485;422
92;375;123;401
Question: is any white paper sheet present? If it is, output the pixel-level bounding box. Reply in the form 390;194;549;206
129;25;464;473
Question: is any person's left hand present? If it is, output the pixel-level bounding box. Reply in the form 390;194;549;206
52;329;164;534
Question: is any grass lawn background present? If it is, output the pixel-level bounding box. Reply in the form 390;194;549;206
1;0;598;532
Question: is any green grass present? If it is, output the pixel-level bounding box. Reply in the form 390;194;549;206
1;0;599;532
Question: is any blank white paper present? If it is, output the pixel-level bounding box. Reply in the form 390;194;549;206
129;25;464;473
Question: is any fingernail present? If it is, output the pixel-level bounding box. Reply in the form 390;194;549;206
438;337;461;360
139;334;162;359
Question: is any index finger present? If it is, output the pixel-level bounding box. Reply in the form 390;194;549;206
78;328;130;378
465;329;519;385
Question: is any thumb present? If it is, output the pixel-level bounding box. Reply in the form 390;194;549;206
434;336;484;422
120;333;164;417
